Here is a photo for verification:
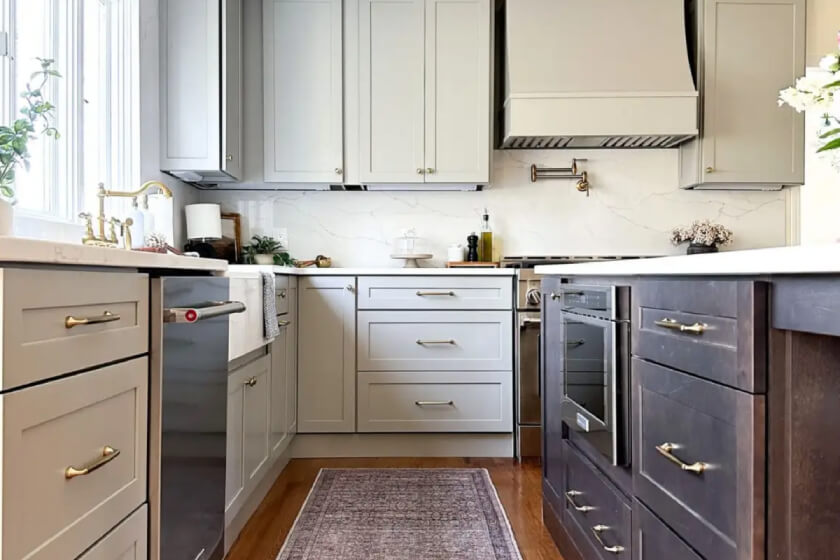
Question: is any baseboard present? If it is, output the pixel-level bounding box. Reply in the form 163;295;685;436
291;433;514;458
224;443;294;555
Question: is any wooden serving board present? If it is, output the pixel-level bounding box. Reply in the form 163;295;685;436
446;261;500;268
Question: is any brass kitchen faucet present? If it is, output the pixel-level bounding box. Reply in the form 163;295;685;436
79;180;173;248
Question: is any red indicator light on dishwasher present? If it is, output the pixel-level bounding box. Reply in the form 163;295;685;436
185;309;198;322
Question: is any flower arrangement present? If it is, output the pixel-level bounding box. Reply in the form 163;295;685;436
671;220;733;254
778;32;840;157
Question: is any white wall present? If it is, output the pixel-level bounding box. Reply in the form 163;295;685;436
201;149;787;267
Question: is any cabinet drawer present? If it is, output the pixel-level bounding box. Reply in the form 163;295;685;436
562;442;631;560
633;280;767;392
275;275;290;315
77;505;148;560
633;500;702;560
229;275;265;361
357;372;512;432
357;276;512;310
358;310;512;371
1;267;148;390
633;358;764;560
3;357;148;560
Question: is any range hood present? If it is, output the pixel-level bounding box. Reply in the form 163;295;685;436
502;0;699;149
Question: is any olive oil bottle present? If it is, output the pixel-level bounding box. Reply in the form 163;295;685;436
479;208;493;262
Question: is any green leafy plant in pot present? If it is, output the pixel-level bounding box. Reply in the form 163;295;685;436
242;235;293;266
0;58;61;235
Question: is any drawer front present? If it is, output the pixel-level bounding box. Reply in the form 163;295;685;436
357;372;512;432
357;276;512;310
633;500;702;560
563;442;632;560
3;357;148;560
275;275;290;315
633;358;764;560
358;310;512;371
633;280;766;393
1;267;149;390
78;505;148;560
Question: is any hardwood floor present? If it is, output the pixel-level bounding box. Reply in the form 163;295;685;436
226;457;563;560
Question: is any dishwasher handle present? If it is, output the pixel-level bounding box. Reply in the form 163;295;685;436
164;301;246;323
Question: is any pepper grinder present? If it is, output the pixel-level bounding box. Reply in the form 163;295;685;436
466;232;479;262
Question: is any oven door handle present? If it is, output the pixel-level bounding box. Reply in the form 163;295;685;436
164;301;246;323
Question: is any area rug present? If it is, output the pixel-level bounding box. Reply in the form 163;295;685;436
277;468;523;560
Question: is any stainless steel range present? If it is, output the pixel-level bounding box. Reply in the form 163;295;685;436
502;255;646;459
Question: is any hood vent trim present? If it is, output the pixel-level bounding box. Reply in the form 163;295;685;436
502;134;696;150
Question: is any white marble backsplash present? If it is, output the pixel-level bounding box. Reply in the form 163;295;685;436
199;150;788;267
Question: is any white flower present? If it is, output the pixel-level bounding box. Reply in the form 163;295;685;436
779;87;810;112
819;54;840;73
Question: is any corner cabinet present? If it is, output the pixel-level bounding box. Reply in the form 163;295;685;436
357;0;491;184
160;0;242;183
680;0;805;189
263;0;344;183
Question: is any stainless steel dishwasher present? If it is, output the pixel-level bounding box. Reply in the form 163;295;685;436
150;277;245;560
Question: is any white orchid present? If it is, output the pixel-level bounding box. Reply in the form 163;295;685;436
819;54;840;73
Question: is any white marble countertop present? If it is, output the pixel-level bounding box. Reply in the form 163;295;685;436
534;244;840;276
0;236;227;271
227;264;515;276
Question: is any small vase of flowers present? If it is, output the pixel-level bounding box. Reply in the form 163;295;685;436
671;220;733;255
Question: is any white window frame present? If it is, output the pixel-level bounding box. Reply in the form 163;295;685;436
0;0;139;225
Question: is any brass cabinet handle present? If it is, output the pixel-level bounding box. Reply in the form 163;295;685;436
550;293;560;300
705;166;715;173
335;167;343;175
277;319;291;328
65;310;120;329
591;525;625;554
278;289;287;299
426;167;435;174
245;377;258;387
416;291;455;297
655;442;708;474
226;153;233;162
416;339;456;345
65;446;120;479
416;168;425;175
654;318;707;335
566;340;585;347
564;490;594;513
415;400;454;406
345;284;355;293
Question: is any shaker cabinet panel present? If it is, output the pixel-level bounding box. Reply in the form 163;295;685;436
242;355;271;486
286;279;299;436
359;0;426;183
263;0;344;183
270;322;290;458
423;0;490;183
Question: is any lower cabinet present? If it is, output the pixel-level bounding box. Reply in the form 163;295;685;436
633;500;702;560
78;506;148;560
270;322;290;457
286;277;298;438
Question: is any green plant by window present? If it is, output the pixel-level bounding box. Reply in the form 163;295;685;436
242;235;293;265
0;58;61;201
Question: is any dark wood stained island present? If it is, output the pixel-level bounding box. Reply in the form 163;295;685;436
539;271;840;560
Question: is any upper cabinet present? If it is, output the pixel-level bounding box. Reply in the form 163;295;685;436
680;0;805;190
357;0;491;184
263;0;344;183
161;0;243;183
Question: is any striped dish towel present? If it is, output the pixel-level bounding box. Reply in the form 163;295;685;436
262;272;280;340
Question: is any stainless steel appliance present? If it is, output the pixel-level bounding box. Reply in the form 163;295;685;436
555;284;630;466
153;277;245;560
503;256;640;460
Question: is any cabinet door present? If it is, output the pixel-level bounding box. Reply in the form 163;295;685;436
242;356;271;486
264;0;343;182
359;0;425;183
222;0;243;178
298;277;357;433
225;367;246;516
542;278;566;495
286;281;299;436
701;0;805;185
424;0;490;183
270;322;289;458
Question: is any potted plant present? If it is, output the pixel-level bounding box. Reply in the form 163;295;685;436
0;58;61;234
671;220;733;255
242;235;291;265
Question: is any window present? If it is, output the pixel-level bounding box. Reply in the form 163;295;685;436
0;0;138;221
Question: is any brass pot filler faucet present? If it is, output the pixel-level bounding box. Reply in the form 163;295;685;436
79;180;173;249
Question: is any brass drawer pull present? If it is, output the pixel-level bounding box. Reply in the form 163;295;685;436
654;318;707;335
655;442;708;474
245;377;258;387
591;525;625;554
415;400;454;406
278;319;291;328
278;289;287;299
65;310;120;329
65;446;120;479
416;339;456;345
416;290;455;297
564;490;594;513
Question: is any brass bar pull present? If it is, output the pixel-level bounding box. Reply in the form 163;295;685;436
416;339;456;345
65;446;120;479
655;442;708;474
65;310;120;329
564;490;594;513
245;377;258;387
415;400;454;406
277;319;291;328
654;318;707;335
416;291;455;297
591;525;625;554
